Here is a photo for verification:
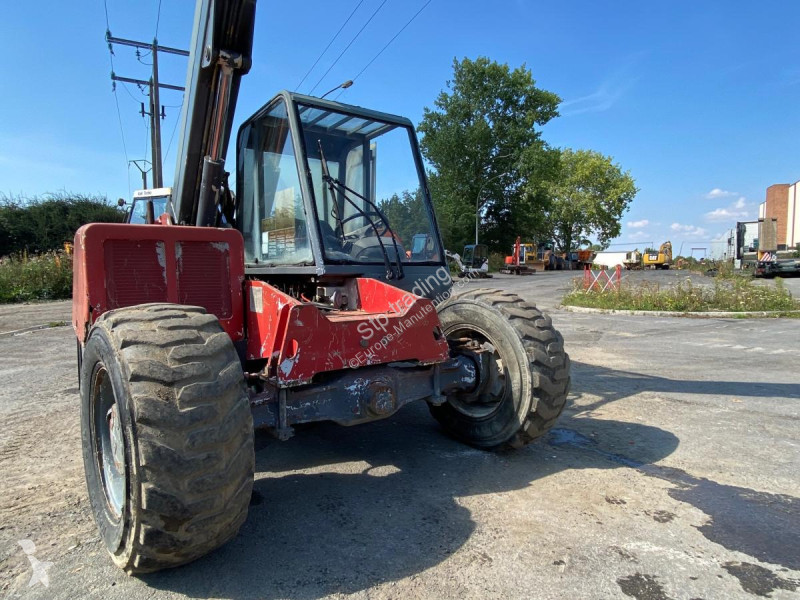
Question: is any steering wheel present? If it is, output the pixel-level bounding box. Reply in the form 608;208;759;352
339;211;388;237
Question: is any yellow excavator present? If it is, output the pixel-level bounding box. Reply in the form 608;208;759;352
643;241;672;269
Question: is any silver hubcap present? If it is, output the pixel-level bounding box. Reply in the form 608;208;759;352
93;368;126;519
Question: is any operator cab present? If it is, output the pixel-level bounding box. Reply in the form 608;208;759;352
125;188;171;224
236;92;448;300
461;244;489;270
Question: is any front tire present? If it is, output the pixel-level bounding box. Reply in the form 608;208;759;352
80;304;254;574
430;290;570;449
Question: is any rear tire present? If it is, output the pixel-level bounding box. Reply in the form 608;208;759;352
430;290;570;449
80;304;254;574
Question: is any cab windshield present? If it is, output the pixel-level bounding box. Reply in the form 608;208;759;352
297;104;441;264
128;196;168;224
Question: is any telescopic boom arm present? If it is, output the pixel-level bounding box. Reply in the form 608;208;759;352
169;0;256;226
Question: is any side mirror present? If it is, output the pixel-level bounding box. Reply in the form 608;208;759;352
117;198;126;207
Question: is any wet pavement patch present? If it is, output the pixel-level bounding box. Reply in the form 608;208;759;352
645;510;676;523
722;562;798;597
617;573;672;600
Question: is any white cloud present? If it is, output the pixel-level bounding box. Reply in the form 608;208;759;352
561;83;633;116
705;188;736;199
705;207;748;221
627;231;652;241
703;196;750;221
711;231;731;242
671;223;708;237
561;55;642;116
627;219;649;228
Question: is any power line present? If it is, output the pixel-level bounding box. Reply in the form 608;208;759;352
104;0;132;197
295;0;365;91
155;0;163;38
136;48;153;66
120;81;145;104
337;0;432;100
164;98;183;165
308;0;389;95
113;90;132;197
107;34;188;188
112;93;130;162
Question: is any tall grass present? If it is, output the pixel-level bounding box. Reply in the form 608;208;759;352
563;277;799;313
0;252;72;303
675;257;737;279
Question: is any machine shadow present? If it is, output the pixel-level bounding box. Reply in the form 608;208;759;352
568;360;800;415
143;398;679;600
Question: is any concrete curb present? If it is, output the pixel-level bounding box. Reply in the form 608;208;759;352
559;305;800;318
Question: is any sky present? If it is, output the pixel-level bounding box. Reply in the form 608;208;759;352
1;0;798;257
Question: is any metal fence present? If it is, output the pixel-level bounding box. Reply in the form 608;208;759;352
583;265;621;291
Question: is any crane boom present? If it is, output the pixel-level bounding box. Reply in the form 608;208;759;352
170;0;256;226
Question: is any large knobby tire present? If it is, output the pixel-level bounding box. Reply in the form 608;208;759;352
430;289;570;449
80;304;254;574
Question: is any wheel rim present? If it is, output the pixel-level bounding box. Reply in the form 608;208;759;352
445;326;509;419
91;365;126;520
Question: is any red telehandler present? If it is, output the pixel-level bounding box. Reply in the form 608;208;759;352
73;0;570;573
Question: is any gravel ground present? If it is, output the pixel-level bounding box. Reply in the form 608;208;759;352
1;271;798;599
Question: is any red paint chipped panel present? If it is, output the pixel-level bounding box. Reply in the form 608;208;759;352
246;278;448;385
72;223;245;343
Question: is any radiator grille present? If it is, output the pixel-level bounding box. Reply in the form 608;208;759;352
177;241;232;318
104;240;168;308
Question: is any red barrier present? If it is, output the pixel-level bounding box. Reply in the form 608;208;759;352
583;264;621;291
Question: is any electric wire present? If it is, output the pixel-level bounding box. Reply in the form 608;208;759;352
335;0;432;101
105;0;132;197
295;0;365;91
155;0;163;39
308;0;389;96
163;95;184;165
114;91;132;197
121;82;145;104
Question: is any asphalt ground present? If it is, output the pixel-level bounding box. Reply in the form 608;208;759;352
1;270;798;599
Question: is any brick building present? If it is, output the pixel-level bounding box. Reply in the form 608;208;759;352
759;181;799;250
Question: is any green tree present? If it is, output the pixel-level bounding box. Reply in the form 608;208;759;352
418;57;560;252
542;149;637;254
379;188;430;246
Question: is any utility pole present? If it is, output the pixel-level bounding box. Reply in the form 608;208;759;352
129;159;152;190
107;32;188;189
150;40;163;187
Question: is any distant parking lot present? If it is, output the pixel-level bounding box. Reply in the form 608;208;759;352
2;271;799;599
